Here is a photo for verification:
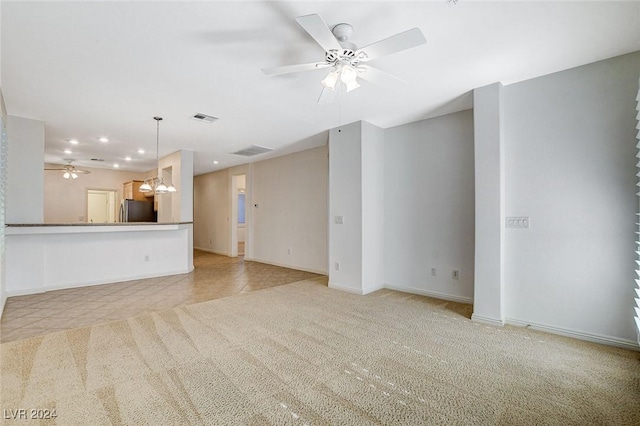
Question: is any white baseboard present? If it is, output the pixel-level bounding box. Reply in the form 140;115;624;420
384;284;474;304
471;314;505;327
505;317;640;351
328;282;365;295
0;293;6;320
5;268;191;298
194;247;229;256
363;283;385;295
244;256;327;275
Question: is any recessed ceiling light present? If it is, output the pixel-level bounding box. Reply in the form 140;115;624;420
125;156;132;161
113;164;120;168
138;149;145;154
64;149;72;154
212;160;219;164
69;139;79;145
99;137;109;143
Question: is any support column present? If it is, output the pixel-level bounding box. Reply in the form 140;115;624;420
328;121;384;294
472;83;505;325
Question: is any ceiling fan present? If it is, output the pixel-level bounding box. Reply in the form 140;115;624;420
262;14;426;103
45;160;91;180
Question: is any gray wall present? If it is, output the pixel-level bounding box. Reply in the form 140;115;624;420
383;110;476;303
502;51;640;343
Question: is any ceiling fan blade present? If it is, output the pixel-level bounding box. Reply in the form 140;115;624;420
75;169;91;174
44;168;66;171
296;14;342;53
262;62;330;76
318;87;337;104
356;28;426;62
357;64;406;86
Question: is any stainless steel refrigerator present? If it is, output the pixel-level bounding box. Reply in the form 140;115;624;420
119;199;155;222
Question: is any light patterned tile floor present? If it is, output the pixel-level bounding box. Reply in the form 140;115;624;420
0;250;325;343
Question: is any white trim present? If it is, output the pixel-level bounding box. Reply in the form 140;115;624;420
505;317;640;351
194;247;230;256
5;223;182;235
328;282;364;295
384;283;474;304
5;268;192;298
471;314;505;327
363;283;385;295
0;295;5;321
244;256;327;275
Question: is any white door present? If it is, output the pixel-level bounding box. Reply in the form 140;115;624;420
87;190;116;223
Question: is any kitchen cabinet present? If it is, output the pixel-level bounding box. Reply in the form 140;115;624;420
123;180;152;202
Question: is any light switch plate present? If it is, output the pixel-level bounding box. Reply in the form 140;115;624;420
506;217;530;229
335;216;344;224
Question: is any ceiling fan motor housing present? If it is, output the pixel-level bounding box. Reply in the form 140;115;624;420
332;23;357;50
325;49;359;68
332;23;353;42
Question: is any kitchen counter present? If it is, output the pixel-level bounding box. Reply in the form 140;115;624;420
5;222;192;236
7;222;192;226
5;222;194;296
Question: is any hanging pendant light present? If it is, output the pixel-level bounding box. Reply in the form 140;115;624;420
139;116;177;195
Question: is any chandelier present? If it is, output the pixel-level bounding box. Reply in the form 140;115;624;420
139;116;176;194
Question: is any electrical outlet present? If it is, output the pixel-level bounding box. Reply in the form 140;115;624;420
335;262;340;271
287;248;291;255
452;270;459;280
144;255;150;262
431;268;436;276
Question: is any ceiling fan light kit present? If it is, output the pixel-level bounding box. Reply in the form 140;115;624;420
262;14;426;103
45;160;91;180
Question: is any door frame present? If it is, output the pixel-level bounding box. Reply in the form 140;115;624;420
229;173;247;257
86;188;118;223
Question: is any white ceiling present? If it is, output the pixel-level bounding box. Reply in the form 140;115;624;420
2;1;639;176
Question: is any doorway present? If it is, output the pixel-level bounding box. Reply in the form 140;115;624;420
230;174;246;257
87;189;117;223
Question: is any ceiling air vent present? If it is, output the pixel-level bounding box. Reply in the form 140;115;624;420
90;158;105;162
192;113;218;123
232;145;274;157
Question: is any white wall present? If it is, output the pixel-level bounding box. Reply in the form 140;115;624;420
249;146;328;273
472;83;505;323
361;122;385;294
5;224;192;296
6;115;44;224
194;169;230;254
329;122;363;292
157;149;194;223
384;110;475;303
502;51;640;346
44;163;148;223
194;146;327;274
0;89;8;318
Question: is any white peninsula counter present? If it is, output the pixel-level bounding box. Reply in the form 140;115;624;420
5;222;194;296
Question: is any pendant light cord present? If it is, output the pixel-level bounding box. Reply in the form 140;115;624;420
154;116;162;165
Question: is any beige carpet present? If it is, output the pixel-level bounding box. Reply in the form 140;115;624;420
2;279;639;425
